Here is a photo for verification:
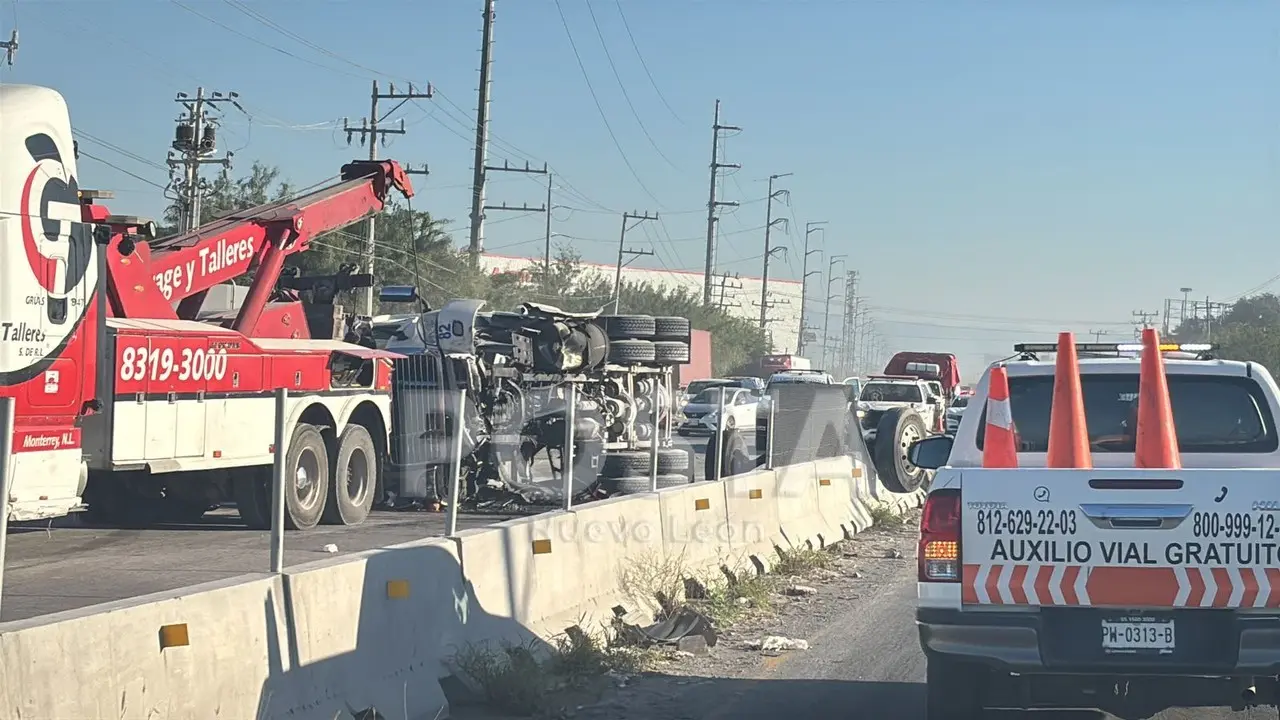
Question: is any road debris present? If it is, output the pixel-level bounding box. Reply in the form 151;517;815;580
745;635;810;652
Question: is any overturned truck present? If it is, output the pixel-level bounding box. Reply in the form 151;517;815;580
370;290;697;506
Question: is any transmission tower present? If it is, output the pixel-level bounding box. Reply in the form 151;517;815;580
840;270;859;374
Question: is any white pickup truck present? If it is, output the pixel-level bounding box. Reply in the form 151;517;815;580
907;341;1280;718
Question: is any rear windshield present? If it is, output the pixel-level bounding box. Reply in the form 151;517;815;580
861;382;923;403
975;374;1278;454
687;380;729;395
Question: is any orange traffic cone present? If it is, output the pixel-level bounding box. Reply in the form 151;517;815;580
983;365;1018;468
1046;331;1092;469
1135;328;1181;469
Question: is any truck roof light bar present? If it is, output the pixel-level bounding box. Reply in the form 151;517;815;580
1012;341;1219;361
1013;342;1217;354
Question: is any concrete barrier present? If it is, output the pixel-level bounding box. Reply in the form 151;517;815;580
0;453;918;720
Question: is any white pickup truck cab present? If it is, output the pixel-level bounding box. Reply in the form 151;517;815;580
908;341;1280;718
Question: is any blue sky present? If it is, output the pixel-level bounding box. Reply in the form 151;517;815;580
8;0;1280;379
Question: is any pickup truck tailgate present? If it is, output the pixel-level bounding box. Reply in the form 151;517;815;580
961;468;1280;609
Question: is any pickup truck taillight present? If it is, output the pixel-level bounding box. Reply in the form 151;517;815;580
918;489;961;582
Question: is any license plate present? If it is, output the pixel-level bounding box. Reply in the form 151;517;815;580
1101;618;1175;653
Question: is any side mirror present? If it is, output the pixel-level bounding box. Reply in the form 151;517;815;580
907;435;954;470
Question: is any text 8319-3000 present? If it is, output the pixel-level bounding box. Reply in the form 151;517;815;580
974;509;1079;536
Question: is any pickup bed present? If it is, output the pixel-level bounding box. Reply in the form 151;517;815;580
908;345;1280;718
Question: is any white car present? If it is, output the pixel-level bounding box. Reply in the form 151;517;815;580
678;386;758;436
944;394;970;435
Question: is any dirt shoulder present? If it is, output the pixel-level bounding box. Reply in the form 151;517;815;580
451;508;923;720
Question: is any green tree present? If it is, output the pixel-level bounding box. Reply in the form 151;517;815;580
1173;292;1280;374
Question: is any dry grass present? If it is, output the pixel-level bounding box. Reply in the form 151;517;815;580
868;502;907;530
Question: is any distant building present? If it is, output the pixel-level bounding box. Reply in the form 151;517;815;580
479;254;805;353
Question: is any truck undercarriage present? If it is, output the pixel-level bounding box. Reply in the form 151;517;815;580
375;293;694;509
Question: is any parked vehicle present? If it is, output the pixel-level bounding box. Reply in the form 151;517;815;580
943;393;970;435
678;386;758;436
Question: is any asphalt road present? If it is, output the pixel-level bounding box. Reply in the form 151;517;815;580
459;513;1275;720
0;435;725;624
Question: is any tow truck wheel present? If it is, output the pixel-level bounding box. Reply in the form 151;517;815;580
322;423;377;526
926;656;987;719
283;423;329;530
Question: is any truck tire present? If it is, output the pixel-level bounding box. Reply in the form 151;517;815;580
653;316;691;339
652;340;691;365
705;430;751;481
656;448;690;474
284;423;329;530
322;423;377;526
926;656;987;719
607;339;656;364
600;475;653;495
233;466;271;530
656;473;688;489
600;450;652;478
598;314;656;339
874;408;929;494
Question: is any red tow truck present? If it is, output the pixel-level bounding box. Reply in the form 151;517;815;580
1;84;412;530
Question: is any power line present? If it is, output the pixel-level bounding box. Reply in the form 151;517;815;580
582;0;680;170
613;0;684;125
77;150;168;190
552;0;664;208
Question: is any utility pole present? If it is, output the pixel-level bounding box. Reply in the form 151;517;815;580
759;173;792;330
1132;309;1159;340
613;211;659;312
469;0;497;262
481;160;549;270
168;88;241;234
543;173;554;271
713;272;744;311
822;255;846;368
343;80;433;315
797;221;826;354
703;100;741;305
0;29;17;67
1089;329;1109;342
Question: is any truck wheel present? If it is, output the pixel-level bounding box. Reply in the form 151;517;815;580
705;431;749;480
652;340;691;365
284;423;329;530
600;450;652;478
655;473;688;489
653;316;691;339
598;314;656;339
655;448;690;474
873;407;929;494
607;339;656;364
600;475;653;495
322;423;377;526
233;467;271;530
926;656;986;719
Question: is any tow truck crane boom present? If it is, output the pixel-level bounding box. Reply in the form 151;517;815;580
102;159;413;334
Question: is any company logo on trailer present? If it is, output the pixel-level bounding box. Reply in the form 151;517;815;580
1;132;97;382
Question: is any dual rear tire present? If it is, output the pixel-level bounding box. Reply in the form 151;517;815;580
235;422;377;530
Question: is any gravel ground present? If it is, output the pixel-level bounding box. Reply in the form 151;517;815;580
453;509;1278;720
